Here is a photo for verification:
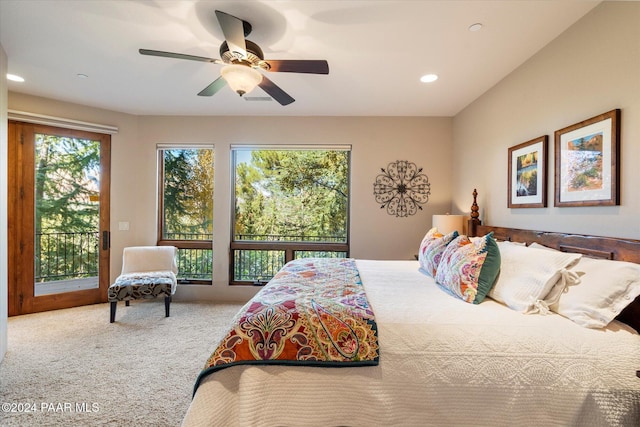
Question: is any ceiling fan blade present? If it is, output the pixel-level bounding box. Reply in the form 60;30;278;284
197;77;227;96
258;75;295;106
215;10;247;59
139;49;222;64
265;60;329;74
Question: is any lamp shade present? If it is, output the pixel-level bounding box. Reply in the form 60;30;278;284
432;214;464;235
220;64;262;96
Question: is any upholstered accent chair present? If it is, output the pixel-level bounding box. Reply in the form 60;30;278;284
108;246;178;323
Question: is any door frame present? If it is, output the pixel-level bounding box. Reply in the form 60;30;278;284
8;121;111;316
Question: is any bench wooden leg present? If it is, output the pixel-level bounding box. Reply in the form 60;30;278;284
165;295;171;317
110;301;117;323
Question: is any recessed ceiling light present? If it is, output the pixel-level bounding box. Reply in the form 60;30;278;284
420;74;438;83
6;73;25;82
469;23;483;32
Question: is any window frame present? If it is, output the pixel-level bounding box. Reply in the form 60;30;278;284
157;145;214;285
229;145;350;285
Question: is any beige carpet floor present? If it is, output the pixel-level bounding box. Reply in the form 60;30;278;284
0;300;243;427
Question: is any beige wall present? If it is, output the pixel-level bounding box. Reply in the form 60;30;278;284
141;116;452;300
452;1;640;239
7;93;453;300
5;1;636;310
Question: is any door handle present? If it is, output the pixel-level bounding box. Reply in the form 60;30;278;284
102;231;110;250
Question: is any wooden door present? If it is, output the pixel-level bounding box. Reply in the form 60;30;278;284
8;121;111;315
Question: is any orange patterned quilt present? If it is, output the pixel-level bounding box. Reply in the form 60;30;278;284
193;258;379;394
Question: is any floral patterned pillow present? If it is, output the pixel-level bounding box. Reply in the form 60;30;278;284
434;233;501;304
418;227;459;277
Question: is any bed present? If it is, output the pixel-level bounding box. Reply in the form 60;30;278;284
182;219;640;426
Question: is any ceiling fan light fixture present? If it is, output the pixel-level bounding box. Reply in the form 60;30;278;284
220;64;262;96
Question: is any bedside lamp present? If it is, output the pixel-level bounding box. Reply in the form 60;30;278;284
432;214;465;235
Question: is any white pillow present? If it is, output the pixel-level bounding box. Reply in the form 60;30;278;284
550;257;640;328
489;242;582;313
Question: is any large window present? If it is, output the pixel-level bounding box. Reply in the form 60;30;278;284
231;146;350;285
158;146;213;284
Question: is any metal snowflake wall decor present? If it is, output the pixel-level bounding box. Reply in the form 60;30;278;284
373;160;431;217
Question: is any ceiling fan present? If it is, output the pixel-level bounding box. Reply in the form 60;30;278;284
139;10;329;106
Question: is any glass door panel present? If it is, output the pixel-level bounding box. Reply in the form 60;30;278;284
34;134;101;296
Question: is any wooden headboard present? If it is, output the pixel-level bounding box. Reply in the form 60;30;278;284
468;221;640;332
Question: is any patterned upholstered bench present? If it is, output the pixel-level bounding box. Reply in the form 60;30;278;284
109;246;178;323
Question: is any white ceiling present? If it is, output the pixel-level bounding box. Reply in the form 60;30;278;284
0;0;599;117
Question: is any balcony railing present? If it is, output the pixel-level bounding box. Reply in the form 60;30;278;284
164;232;211;241
233;248;347;283
35;232;346;284
36;231;213;283
235;234;346;243
175;247;212;281
231;233;348;284
35;231;99;282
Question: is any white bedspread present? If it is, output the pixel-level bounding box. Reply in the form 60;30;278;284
182;260;640;427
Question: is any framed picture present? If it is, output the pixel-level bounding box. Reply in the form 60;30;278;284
508;135;547;208
554;109;620;207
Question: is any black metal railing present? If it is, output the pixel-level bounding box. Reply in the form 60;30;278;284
231;233;347;283
233;249;285;284
235;234;346;243
36;232;214;283
35;232;345;283
233;249;347;283
176;248;212;281
35;231;99;282
164;232;212;241
294;250;347;259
